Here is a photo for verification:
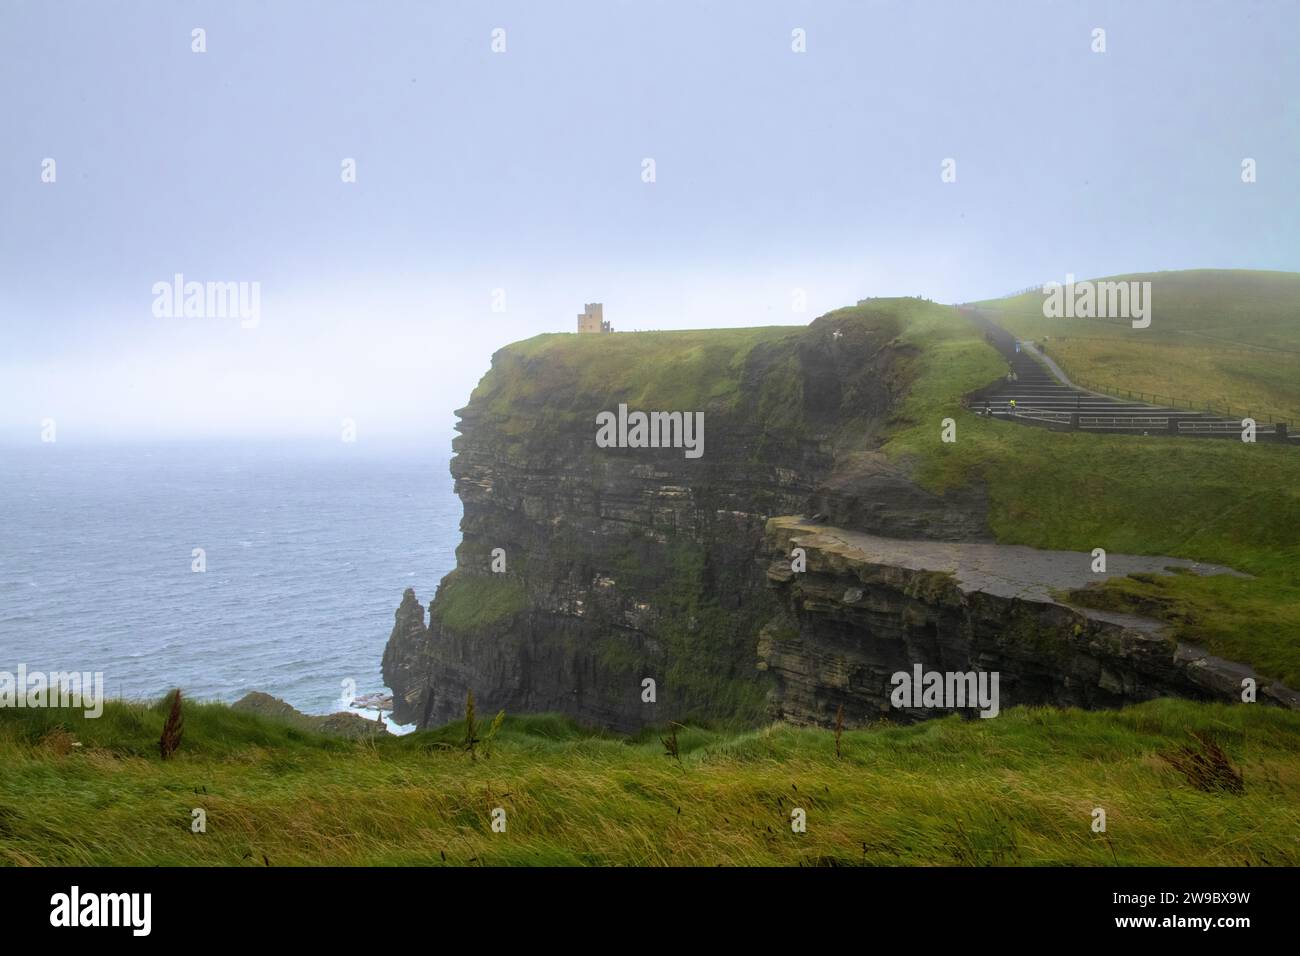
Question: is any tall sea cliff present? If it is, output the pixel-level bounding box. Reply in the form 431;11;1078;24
383;301;1298;730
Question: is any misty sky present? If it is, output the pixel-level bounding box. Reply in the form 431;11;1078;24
2;1;1297;444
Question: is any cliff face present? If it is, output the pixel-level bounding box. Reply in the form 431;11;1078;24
383;304;989;729
383;302;1298;730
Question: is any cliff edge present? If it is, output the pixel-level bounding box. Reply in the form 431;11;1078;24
383;300;989;729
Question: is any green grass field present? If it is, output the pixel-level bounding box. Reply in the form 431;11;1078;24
975;270;1300;423
3;697;1296;866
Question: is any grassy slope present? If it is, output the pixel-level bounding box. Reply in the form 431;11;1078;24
430;571;528;633
975;270;1300;423
876;295;1300;685
3;698;1298;866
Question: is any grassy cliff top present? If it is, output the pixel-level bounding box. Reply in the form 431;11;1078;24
468;324;801;420
463;297;949;419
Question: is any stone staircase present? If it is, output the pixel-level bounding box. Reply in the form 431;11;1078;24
961;307;1295;443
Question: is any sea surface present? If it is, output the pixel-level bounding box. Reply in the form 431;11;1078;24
0;441;461;729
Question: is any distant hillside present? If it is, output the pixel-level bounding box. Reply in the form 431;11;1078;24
975;270;1300;422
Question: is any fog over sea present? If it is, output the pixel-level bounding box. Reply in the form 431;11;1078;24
0;441;461;729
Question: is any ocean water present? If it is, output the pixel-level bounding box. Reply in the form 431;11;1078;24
0;442;460;727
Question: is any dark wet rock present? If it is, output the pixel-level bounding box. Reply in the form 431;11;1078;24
349;691;393;711
760;517;1296;726
232;692;389;738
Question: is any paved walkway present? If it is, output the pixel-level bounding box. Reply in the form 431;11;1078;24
1020;340;1080;389
772;516;1244;608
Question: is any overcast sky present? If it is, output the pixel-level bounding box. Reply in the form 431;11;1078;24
2;0;1297;445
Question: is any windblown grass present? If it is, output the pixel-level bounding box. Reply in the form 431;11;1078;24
1;697;1297;866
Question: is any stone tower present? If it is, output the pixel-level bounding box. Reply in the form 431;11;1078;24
577;303;611;333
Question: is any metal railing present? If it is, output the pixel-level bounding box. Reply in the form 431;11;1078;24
1178;420;1276;434
1079;416;1170;429
1003;406;1072;423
